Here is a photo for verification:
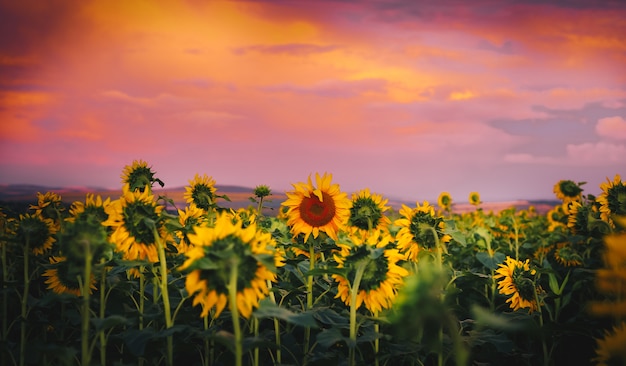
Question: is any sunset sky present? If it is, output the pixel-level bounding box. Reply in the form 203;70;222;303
1;0;625;203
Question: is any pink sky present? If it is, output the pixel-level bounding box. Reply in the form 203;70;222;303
1;0;625;202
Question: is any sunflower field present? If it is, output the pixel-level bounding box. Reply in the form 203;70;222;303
1;160;625;366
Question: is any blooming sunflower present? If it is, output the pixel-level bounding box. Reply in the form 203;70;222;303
494;256;538;313
437;192;452;212
566;200;598;236
282;173;351;242
43;256;97;296
468;192;481;206
553;179;583;203
103;185;168;263
597;174;626;226
176;204;208;254
332;230;409;313
179;213;284;318
29;191;65;229
121;159;163;192
553;242;583;267
347;188;391;234
16;213;57;255
68;193;112;225
593;322;626;366
394;201;451;261
184;174;219;212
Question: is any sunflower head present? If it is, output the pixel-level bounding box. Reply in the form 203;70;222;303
394;201;451;261
43;256;97;296
347;188;391;234
176;203;208;253
437;192;452;211
332;230;408;313
597;174;626;226
121;160;163;193
179;212;284;318
282;173;351;242
184;174;219;212
29;191;65;228
103;185;166;262
254;185;271;199
68;193;112;226
58;216;112;270
469;192;481;206
553;179;583;203
593;322;626;366
16;213;57;255
494;256;538;313
553;242;583;267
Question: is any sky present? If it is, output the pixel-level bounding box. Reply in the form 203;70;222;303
1;0;625;203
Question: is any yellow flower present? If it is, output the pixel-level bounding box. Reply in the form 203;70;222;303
553;242;583;267
494;256;538;313
593;322;626;366
347;188;391;234
437;192;452;211
282;173;351;242
179;213;284;319
553;179;583;203
176;203;208;254
43;256;97;296
597;174;626;226
16;213;57;255
121;159;162;192
104;185;167;263
332;230;409;313
394;201;451;261
590;220;626;318
67;193;112;224
29;191;65;229
184;174;218;212
469;192;481;206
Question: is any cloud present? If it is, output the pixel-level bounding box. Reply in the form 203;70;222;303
566;141;626;165
503;153;559;164
596;116;626;140
262;78;387;98
233;43;340;56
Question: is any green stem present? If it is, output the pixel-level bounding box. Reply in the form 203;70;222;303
81;239;93;366
535;283;549;366
19;236;29;366
1;234;8;364
267;280;281;364
203;315;210;366
228;257;243;366
155;230;173;366
253;317;259;366
138;266;145;366
349;261;366;366
373;310;379;366
304;241;316;358
99;262;108;366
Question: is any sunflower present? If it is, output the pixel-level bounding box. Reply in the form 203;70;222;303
332;230;409;313
593;322;626;366
347;188;391;234
29;191;65;229
103;184;167;263
437;192;452;212
176;204;208;254
43;256;97;296
553;242;583;267
179;212;284;318
546;205;568;232
184;174;219;212
566;200;598;236
597;174;626;226
68;193;112;224
553;179;583;203
394;201;452;261
16;213;57;255
494;256;538;313
469;192;481;206
590;221;626;318
282;173;351;242
121;159;163;192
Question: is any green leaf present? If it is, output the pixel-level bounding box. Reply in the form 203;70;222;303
476;251;506;270
254;299;318;328
120;328;157;356
306;267;350;278
91;315;128;332
316;327;352;349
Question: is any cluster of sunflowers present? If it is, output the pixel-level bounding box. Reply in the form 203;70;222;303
0;160;625;366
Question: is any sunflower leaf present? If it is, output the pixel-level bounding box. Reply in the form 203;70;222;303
254;299;318;328
306;267;350;278
91;315;128;332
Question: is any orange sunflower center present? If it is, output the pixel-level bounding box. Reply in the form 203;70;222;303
299;192;336;227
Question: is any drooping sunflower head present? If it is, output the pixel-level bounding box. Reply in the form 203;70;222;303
121;159;163;193
494;256;538;313
58;214;112;269
566;200;604;236
281;172;351;242
347;188;391;234
553;242;583;267
254;185;271;199
597;174;626;226
176;203;209;254
29;191;65;228
179;212;284;319
332;230;409;313
593;322;626;366
43;256;97;296
394;201;451;261
184;174;218;212
16;213;57;256
437;192;452;211
68;193;112;226
469;192;481;206
103;185;166;263
553;179;583;203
